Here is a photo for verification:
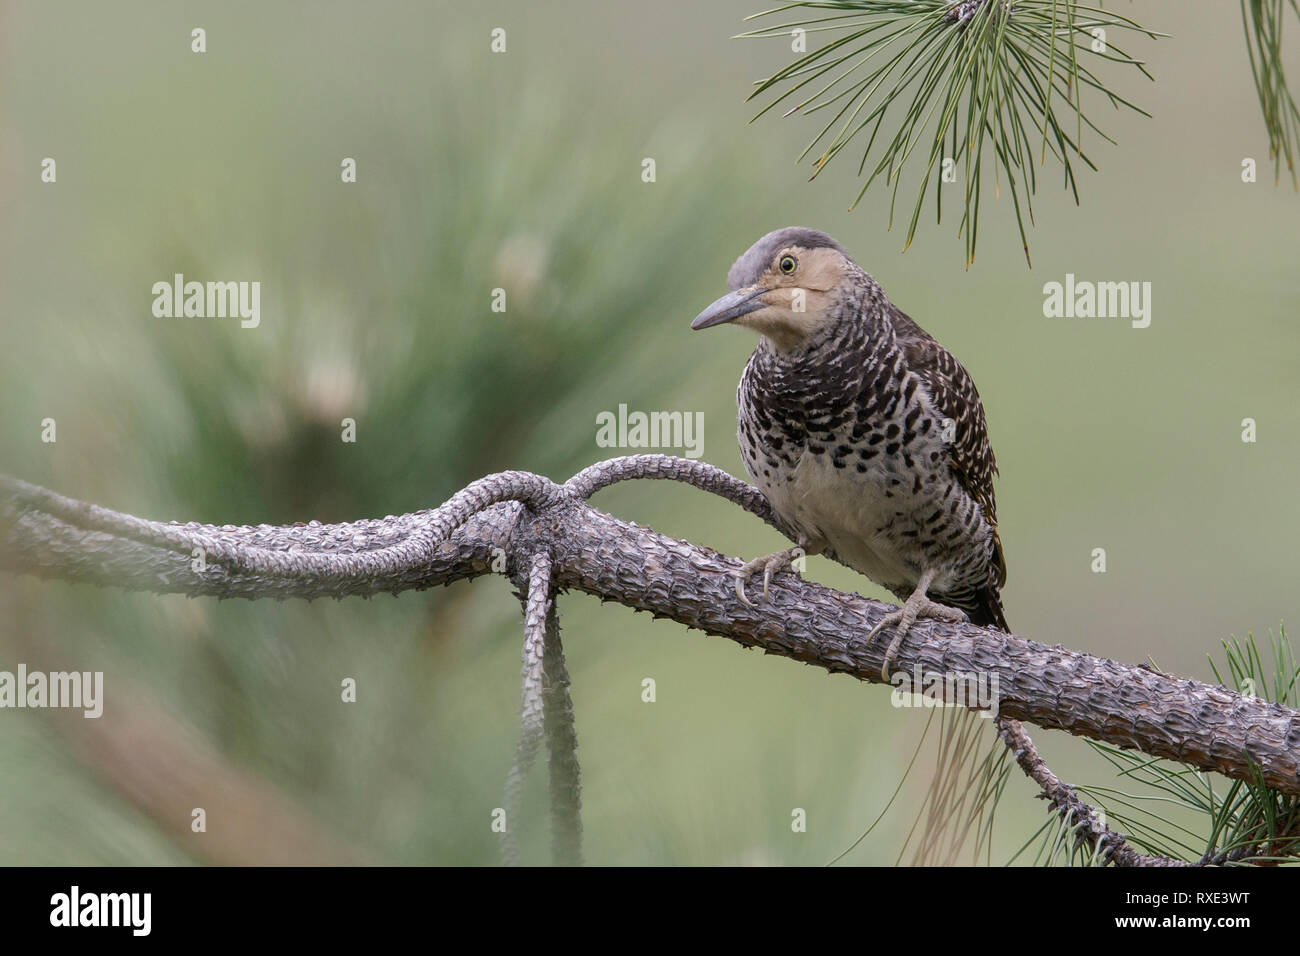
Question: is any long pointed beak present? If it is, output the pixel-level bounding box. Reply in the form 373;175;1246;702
690;286;767;330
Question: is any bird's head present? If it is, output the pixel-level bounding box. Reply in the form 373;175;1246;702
690;227;854;351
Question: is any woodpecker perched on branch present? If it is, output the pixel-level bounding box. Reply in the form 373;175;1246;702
691;227;1008;677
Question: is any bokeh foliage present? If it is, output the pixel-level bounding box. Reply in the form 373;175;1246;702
1;0;1298;865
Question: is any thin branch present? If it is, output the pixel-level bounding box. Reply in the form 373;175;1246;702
502;547;582;866
565;453;814;550
541;597;582;866
502;550;553;866
995;716;1179;866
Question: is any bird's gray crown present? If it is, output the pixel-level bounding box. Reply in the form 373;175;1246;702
726;227;850;291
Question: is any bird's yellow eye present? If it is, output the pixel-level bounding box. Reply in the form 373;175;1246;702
778;254;798;275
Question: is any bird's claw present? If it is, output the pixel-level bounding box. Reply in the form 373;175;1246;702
734;547;803;606
735;576;757;607
867;591;968;681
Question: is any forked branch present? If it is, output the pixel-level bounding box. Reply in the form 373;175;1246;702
3;458;1297;865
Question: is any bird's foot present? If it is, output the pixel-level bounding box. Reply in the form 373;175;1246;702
868;586;968;681
734;545;808;606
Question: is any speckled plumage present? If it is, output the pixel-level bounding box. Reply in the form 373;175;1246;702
727;228;1007;629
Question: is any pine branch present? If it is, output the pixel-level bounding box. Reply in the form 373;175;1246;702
502;551;553;866
4;460;1299;865
996;716;1182;866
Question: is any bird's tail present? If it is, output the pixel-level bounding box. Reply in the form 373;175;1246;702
967;589;1009;633
907;586;1010;864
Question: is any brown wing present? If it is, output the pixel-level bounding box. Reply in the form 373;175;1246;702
891;306;1009;623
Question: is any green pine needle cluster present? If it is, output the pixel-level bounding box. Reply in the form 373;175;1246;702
829;706;1012;866
1009;804;1110;866
1242;0;1300;188
1076;627;1300;866
860;628;1300;867
740;1;1161;267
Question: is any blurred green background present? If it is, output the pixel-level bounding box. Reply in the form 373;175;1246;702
0;0;1296;865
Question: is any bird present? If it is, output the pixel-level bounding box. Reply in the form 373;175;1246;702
690;227;1008;678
